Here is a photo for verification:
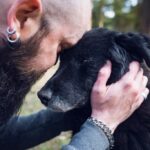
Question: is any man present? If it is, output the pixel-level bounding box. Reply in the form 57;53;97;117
0;0;148;149
0;0;92;125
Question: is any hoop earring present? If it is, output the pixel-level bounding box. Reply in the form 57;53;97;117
6;27;20;43
6;27;21;49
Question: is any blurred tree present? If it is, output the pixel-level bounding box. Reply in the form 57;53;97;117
139;0;150;34
92;0;150;34
92;0;105;27
112;0;138;31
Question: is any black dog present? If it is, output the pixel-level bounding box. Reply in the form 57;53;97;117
38;28;150;150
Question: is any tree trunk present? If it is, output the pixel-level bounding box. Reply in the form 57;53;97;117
92;0;105;27
139;0;150;34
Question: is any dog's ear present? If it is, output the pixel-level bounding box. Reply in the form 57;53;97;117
107;42;131;84
115;33;150;67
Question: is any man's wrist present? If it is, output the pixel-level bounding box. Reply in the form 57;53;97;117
91;113;118;133
88;117;115;149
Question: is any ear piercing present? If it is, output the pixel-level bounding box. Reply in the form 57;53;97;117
6;27;20;43
6;27;20;49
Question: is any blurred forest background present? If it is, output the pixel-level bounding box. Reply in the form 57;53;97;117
21;0;150;150
93;0;150;34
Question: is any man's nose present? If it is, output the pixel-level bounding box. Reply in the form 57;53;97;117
38;89;52;106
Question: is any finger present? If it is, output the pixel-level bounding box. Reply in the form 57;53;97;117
134;69;143;86
145;88;149;97
131;97;144;112
132;88;149;111
141;88;149;100
141;76;148;89
95;61;112;89
138;76;148;93
121;61;140;81
145;88;149;96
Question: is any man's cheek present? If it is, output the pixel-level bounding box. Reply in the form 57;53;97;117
18;52;57;74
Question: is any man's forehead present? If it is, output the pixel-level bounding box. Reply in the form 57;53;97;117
63;23;91;43
64;33;81;40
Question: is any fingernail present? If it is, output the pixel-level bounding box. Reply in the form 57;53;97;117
106;60;111;66
100;61;111;74
131;61;139;66
140;68;143;73
130;61;140;69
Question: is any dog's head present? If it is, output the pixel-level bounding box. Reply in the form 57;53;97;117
38;28;150;112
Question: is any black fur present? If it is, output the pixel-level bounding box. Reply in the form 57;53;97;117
38;28;150;150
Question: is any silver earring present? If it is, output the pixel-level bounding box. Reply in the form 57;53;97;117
6;27;21;49
6;27;19;44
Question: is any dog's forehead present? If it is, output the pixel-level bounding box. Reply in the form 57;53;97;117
59;28;118;63
60;44;87;63
60;48;77;62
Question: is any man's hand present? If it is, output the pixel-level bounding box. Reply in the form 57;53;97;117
91;61;149;133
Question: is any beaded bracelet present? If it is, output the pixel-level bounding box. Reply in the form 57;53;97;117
87;117;114;149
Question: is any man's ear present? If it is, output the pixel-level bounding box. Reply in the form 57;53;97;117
7;0;43;40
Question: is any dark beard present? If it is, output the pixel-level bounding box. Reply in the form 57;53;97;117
0;64;40;124
0;17;49;124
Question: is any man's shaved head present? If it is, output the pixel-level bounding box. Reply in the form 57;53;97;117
43;0;92;31
0;0;92;33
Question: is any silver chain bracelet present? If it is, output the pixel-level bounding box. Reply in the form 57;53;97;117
87;117;114;149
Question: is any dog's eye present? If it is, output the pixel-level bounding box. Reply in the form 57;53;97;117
81;58;94;64
83;60;89;63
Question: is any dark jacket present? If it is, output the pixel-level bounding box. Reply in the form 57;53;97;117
0;109;109;150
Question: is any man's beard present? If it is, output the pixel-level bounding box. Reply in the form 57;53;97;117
0;17;49;124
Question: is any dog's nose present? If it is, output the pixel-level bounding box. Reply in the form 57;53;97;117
38;90;52;106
